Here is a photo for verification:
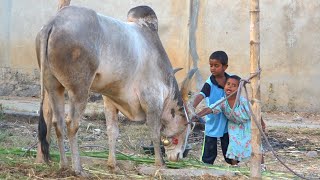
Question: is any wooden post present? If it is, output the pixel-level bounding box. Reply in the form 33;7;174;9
58;0;71;10
250;0;262;179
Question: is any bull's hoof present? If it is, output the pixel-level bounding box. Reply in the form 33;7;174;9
107;164;115;170
56;167;87;177
74;169;88;177
35;158;45;164
57;167;71;174
59;161;69;169
107;160;117;169
108;165;121;174
154;161;166;168
107;160;122;173
154;156;165;167
78;171;88;177
35;154;50;164
35;158;51;165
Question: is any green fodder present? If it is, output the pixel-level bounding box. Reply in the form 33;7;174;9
0;148;297;179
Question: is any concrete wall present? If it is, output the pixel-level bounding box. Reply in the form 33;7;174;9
0;0;319;112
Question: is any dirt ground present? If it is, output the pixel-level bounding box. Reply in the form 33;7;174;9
0;108;319;179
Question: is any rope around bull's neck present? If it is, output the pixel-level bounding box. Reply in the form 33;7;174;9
210;69;311;180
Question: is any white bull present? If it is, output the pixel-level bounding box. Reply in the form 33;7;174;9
35;5;196;175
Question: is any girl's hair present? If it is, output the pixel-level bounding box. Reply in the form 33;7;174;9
228;75;241;83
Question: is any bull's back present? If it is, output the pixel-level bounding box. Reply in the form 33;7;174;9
48;6;151;85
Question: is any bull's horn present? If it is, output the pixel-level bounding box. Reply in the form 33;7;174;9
173;67;183;74
180;68;197;102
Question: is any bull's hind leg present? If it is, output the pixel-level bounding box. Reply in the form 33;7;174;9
47;83;68;169
66;91;89;175
102;96;119;169
35;90;53;163
38;71;68;168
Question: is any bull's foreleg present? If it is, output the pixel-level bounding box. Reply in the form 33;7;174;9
35;91;53;163
66;93;88;176
103;96;119;169
146;110;165;167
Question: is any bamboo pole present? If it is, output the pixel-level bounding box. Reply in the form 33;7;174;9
249;0;262;179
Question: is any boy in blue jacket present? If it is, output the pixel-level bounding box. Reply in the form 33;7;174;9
193;50;232;164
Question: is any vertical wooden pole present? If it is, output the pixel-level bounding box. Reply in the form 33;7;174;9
250;0;262;179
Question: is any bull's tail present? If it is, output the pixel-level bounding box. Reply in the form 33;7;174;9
37;23;53;163
38;100;49;162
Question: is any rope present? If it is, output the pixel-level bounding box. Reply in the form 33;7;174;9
240;69;311;179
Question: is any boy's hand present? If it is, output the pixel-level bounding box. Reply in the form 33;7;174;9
191;115;205;124
191;115;199;122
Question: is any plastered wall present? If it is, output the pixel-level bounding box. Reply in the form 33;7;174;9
0;0;319;112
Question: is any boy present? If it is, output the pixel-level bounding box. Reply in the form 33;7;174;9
193;50;233;165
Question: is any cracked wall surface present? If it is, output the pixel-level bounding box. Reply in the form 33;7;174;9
0;0;319;112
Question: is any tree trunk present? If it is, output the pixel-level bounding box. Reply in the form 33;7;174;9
249;0;262;179
58;0;71;10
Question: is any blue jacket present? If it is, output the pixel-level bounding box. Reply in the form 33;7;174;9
200;74;229;137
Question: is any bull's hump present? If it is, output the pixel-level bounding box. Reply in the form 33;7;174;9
127;6;158;32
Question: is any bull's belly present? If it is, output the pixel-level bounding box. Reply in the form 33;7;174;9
113;101;146;121
90;68;146;121
90;80;146;121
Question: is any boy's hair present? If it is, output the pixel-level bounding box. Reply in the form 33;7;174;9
227;75;241;84
209;51;228;65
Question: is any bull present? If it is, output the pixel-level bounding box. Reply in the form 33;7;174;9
35;5;196;175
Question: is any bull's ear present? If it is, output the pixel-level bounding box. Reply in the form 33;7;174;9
180;68;198;102
173;67;183;74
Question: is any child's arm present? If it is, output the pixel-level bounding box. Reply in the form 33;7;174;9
227;98;251;124
197;98;224;118
192;100;223;123
191;107;212;123
193;94;204;108
197;107;213;117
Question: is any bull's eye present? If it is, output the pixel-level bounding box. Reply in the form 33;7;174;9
171;108;175;118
